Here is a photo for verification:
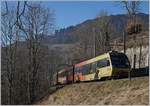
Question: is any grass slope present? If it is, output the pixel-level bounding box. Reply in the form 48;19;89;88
36;76;149;105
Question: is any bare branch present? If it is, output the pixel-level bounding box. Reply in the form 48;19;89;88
2;1;9;16
121;1;141;18
15;1;27;26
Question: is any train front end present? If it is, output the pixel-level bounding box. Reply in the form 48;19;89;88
109;51;131;78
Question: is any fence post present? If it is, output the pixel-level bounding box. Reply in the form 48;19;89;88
133;54;136;70
129;54;136;81
128;69;131;81
139;44;142;68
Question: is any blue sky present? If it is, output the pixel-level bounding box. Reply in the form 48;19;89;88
42;1;149;29
3;1;149;29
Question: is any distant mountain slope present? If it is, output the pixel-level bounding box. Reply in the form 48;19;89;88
53;13;148;44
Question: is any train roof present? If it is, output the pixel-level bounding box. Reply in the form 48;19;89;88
58;51;124;74
58;66;73;74
74;51;122;67
75;53;108;67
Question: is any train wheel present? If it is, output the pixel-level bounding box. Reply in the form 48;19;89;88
106;77;112;80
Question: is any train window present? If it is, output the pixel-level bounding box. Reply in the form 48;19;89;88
68;68;73;76
67;70;72;76
59;71;67;77
110;53;130;68
75;67;81;73
81;64;91;75
91;62;97;72
97;58;110;68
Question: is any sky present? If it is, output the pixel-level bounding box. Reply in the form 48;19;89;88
42;1;149;29
3;1;149;29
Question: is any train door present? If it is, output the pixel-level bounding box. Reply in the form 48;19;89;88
96;57;112;78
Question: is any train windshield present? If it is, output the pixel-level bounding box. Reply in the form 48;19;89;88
58;71;66;77
58;68;73;77
110;53;130;68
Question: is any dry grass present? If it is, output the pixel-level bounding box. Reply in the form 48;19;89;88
36;76;149;105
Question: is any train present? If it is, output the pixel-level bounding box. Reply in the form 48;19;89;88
55;51;131;84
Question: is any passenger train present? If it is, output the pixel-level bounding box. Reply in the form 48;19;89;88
56;51;131;84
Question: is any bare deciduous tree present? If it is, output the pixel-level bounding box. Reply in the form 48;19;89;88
1;9;19;105
121;1;143;70
1;1;55;104
121;1;141;35
16;3;54;103
121;1;140;20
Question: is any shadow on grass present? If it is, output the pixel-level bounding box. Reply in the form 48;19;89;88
32;84;65;104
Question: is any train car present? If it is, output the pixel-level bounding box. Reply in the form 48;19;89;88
74;51;131;82
57;67;73;84
57;51;131;84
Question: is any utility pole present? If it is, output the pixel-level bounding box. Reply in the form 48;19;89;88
72;59;80;83
56;70;58;85
123;31;126;54
72;65;75;83
92;27;96;57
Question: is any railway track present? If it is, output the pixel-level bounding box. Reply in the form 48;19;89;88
53;67;149;88
53;76;148;89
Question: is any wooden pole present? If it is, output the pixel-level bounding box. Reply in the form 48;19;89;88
123;31;126;54
92;28;96;57
139;44;142;68
133;54;136;70
72;65;75;83
56;70;58;85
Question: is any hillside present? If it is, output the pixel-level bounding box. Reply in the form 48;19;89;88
42;13;149;69
36;76;149;105
52;13;148;44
